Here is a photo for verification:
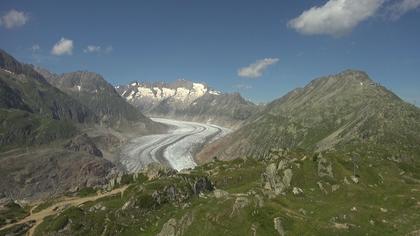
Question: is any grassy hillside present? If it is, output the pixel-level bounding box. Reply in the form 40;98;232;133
198;70;420;163
18;148;420;236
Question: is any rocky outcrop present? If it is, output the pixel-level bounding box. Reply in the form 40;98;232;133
273;217;285;236
315;153;333;178
262;158;294;196
64;133;103;157
157;212;194;236
141;162;177;180
230;197;250;217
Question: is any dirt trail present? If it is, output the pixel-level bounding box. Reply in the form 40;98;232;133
0;185;128;236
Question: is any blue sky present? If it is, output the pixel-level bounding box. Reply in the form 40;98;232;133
1;0;419;104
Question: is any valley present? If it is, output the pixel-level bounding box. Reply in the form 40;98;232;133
120;118;231;172
2;0;420;234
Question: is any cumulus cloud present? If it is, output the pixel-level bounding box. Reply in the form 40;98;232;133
83;45;113;54
238;58;279;78
0;9;28;29
51;38;73;56
387;0;420;20
288;0;384;37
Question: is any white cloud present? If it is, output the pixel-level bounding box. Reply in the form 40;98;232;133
83;45;101;53
0;9;28;29
31;44;40;52
51;38;73;56
237;58;279;78
387;0;420;20
288;0;384;37
83;45;113;54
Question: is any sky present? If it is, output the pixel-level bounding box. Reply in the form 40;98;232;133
1;0;420;104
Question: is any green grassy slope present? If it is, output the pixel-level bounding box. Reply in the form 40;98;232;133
29;149;420;236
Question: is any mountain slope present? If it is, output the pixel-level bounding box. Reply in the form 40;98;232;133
0;50;96;148
197;70;420;162
19;149;420;236
117;80;259;127
0;49;120;200
36;69;162;132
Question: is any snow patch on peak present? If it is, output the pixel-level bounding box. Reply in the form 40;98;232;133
119;80;223;106
209;90;221;95
174;87;191;101
1;68;13;75
162;87;176;98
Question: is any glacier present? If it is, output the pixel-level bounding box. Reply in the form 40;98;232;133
120;118;230;172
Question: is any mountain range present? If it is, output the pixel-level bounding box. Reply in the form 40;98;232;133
0;49;164;200
1;48;420;235
117;80;259;128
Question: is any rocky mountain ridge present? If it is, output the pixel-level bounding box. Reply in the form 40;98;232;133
36;68;164;132
0;49;163;201
117;79;259;128
197;70;420;163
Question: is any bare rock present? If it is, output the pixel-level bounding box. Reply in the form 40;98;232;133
317;154;333;178
262;161;293;196
350;175;359;184
64;133;103;157
292;187;304;195
273;217;285;236
157;212;194;236
213;189;229;199
142;162;176;180
231;197;250;217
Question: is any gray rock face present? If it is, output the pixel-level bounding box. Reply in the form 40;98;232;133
157;212;194;236
141;162;177;180
64;133;103;157
213;189;229;199
262;159;294;196
274;217;285;236
147;175;214;207
231;197;250;217
36;69;164;131
316;154;334;178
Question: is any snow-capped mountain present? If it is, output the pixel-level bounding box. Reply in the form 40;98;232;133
116;79;259;128
116;80;220;109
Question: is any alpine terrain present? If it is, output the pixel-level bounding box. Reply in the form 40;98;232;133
1;1;420;235
117;80;259;128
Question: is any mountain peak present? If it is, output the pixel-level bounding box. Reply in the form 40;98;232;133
0;49;47;83
313;69;373;86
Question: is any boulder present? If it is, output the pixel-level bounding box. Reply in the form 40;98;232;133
230;197;250;217
273;217;285;236
317;154;333;178
157;212;194;236
213;189;229;199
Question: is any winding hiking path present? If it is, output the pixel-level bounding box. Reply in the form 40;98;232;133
0;185;128;236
